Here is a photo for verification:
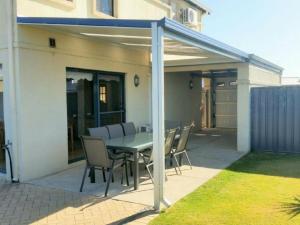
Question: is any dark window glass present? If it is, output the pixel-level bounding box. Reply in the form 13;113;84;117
96;0;113;16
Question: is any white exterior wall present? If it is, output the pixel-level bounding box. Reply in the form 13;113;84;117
0;1;8;48
236;64;251;152
1;0;18;179
16;0;204;31
16;26;151;181
17;0;170;19
281;77;300;85
117;0;171;19
0;0;8;65
165;72;202;130
249;65;281;86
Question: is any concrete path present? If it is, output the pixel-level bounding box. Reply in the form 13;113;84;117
0;129;245;225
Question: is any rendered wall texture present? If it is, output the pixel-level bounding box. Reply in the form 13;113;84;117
16;0;204;30
17;0;170;19
165;72;202;130
16;26;151;180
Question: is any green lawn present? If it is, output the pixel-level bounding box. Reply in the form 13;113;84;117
150;153;300;225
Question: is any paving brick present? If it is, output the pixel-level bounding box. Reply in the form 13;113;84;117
0;181;149;225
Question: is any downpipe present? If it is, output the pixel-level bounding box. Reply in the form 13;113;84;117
2;141;19;183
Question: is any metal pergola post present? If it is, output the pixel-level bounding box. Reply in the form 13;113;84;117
151;22;169;210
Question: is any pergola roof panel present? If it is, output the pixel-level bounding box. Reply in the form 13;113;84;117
16;17;283;74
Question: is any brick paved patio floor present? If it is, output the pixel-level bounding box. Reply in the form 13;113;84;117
0;129;243;225
0;178;157;225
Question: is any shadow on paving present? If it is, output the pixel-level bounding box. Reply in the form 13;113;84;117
0;181;149;225
107;207;157;225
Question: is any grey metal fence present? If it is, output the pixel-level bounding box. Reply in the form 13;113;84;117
251;86;300;153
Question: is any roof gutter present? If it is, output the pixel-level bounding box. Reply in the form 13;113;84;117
16;17;156;29
248;54;284;75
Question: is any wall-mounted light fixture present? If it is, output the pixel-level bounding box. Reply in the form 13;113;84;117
49;38;56;48
134;74;140;87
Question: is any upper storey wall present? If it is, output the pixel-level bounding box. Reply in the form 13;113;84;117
16;0;206;31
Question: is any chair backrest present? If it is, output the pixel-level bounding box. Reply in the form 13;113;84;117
147;128;177;163
80;136;110;168
106;124;124;139
122;122;136;136
88;127;110;140
165;128;177;156
175;125;193;153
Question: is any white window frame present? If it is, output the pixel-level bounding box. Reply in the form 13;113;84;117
47;0;76;8
93;0;116;18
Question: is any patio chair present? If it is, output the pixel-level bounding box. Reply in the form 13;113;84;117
171;125;193;174
80;136;129;197
88;127;110;140
88;127;111;181
106;123;134;175
141;128;178;183
122;122;136;136
106;124;124;138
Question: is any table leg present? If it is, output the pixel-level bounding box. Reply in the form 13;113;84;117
133;152;139;190
90;167;95;183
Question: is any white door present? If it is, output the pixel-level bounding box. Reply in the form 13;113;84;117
215;77;237;128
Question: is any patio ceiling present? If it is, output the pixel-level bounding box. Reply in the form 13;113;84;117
16;17;246;67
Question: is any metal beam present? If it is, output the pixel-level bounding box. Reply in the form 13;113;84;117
151;22;168;210
191;69;237;79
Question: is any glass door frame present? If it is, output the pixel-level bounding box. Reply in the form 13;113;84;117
67;67;126;128
95;73;126;126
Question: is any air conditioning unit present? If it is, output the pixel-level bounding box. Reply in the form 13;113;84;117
182;8;198;26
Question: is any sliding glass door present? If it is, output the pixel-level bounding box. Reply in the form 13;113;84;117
97;75;125;126
66;71;95;162
66;69;125;163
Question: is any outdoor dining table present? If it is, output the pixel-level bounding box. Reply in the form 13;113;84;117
106;132;153;190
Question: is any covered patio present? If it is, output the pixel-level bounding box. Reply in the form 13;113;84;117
13;16;255;210
30;129;243;208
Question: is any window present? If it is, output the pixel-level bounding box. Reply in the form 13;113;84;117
100;85;107;103
96;0;114;16
216;82;225;87
229;80;237;86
